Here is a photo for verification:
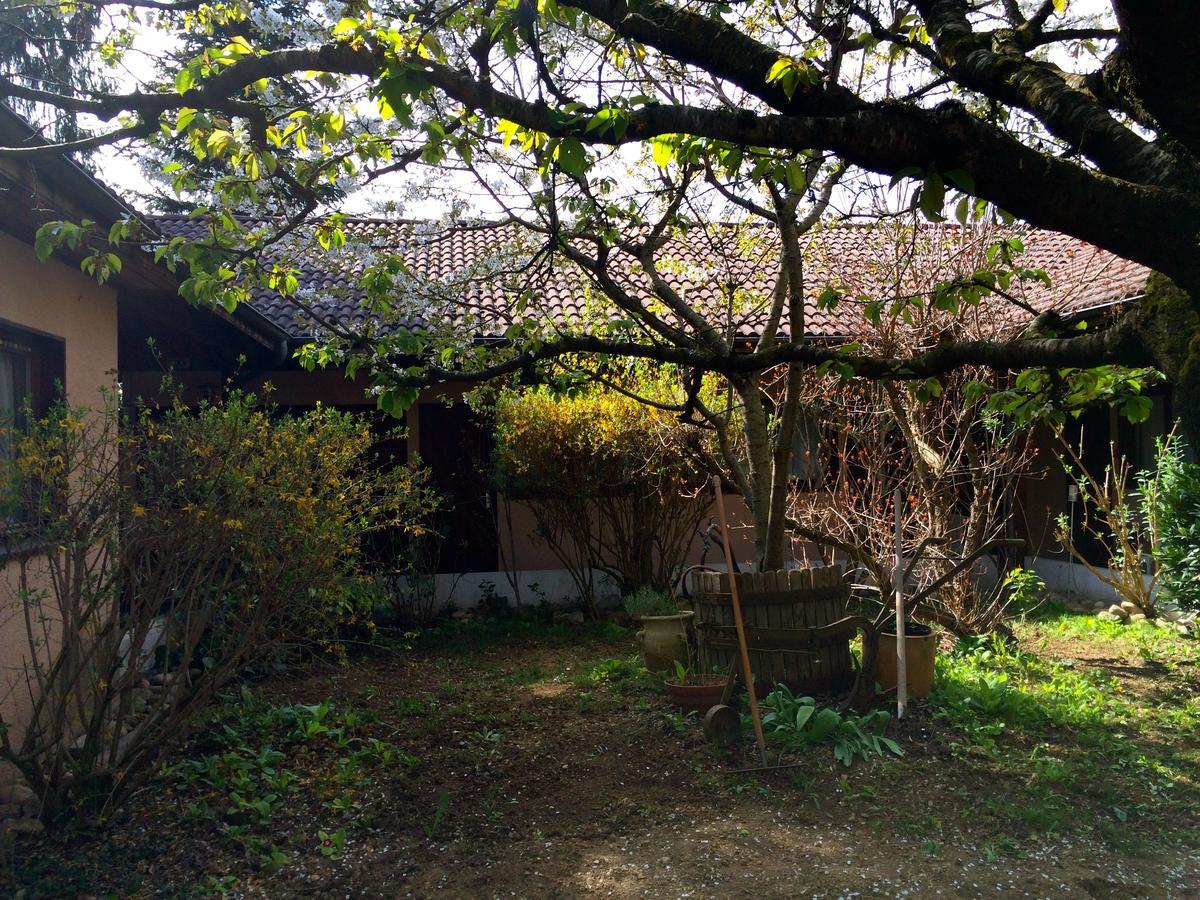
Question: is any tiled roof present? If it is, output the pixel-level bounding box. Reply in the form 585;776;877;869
155;216;1150;342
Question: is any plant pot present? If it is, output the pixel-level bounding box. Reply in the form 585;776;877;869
637;611;693;673
664;674;726;711
877;622;937;699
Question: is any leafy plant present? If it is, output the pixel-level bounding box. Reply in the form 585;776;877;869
1056;435;1159;615
758;684;902;766
1142;434;1200;612
0;390;439;824
317;828;347;858
623;585;679;618
1003;567;1047;613
425;792;451;840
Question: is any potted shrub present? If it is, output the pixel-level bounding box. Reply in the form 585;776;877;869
877;621;938;699
625;586;693;672
664;661;727;711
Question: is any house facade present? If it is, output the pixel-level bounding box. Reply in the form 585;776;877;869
0;107;1170;640
141;215;1161;609
0;107;280;809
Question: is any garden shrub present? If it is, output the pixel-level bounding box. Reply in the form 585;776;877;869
493;387;707;613
0;390;437;823
1142;435;1200;612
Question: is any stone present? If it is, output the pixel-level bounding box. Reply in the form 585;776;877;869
1097;610;1121;622
451;610;471;620
1107;604;1130;621
0;780;35;807
1130;613;1147;623
1119;600;1139;615
2;816;44;835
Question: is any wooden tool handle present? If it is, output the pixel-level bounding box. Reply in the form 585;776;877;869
711;475;768;765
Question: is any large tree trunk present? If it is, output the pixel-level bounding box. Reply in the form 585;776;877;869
1132;275;1200;447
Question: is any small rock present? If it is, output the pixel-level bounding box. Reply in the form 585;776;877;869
0;781;35;807
1130;613;1147;623
1097;610;1121;622
451;610;471;620
2;817;44;835
1119;600;1139;615
1107;604;1130;621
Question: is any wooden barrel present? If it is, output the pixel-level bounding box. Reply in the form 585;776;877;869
692;566;855;695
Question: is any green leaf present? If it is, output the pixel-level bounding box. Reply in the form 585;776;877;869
175;107;197;132
918;172;946;222
816;286;841;310
807;708;840;743
556;137;586;177
650;135;676;168
784;160;808;192
794;704;815;732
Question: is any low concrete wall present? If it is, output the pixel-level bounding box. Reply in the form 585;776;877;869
435;568;622;611
1027;555;1155;604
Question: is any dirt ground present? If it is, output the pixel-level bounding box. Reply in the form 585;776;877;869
5;620;1199;898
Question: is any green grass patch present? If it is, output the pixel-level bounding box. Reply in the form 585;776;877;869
929;625;1200;845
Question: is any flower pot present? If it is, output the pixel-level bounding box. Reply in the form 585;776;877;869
664;674;727;711
637;611;693;673
877;622;937;699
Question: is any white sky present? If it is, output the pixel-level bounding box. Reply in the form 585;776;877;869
84;0;1117;224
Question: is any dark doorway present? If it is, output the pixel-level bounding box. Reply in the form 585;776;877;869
418;403;499;573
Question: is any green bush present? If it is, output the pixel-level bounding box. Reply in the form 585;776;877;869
1143;435;1200;612
758;684;903;767
0;390;438;823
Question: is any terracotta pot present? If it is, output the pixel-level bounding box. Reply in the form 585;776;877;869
637;611;693;672
664;674;726;711
877;622;937;699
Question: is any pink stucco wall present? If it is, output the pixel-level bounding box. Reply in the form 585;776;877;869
0;230;119;750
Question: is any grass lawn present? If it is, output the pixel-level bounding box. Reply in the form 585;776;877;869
4;607;1198;898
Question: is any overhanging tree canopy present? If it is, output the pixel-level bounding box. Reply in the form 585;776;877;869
3;1;1190;384
7;0;1193;569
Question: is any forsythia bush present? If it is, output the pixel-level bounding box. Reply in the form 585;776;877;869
126;392;438;648
494;388;706;608
0;391;437;822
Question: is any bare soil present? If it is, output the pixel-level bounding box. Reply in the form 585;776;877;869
4;622;1199;898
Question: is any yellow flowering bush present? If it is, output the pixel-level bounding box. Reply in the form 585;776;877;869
494;388;706;611
0;391;438;822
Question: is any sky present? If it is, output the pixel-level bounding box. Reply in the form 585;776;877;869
80;0;1118;225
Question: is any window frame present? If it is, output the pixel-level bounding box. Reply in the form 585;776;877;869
0;317;66;556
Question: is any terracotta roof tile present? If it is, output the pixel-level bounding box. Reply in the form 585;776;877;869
154;216;1150;342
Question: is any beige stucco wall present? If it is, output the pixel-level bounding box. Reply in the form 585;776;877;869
0;229;119;754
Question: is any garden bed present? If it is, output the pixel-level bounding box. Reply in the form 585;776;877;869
3;609;1198;897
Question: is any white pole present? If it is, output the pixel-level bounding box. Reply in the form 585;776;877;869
894;486;908;720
